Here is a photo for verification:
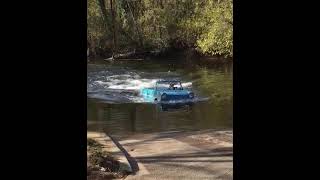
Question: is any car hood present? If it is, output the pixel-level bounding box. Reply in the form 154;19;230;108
158;90;192;95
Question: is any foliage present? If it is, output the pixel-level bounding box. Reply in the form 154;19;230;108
87;0;233;57
195;0;233;56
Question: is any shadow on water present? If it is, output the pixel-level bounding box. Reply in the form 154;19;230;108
88;97;232;136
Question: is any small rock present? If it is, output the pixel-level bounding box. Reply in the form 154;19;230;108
100;167;106;172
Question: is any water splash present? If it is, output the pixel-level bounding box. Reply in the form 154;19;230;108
87;66;205;103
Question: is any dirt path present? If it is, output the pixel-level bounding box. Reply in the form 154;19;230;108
112;130;233;180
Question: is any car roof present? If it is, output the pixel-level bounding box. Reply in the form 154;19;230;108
156;80;181;83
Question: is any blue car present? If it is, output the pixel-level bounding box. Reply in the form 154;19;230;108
140;80;194;106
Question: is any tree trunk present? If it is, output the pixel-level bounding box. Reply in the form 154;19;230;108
97;0;108;21
98;0;136;44
110;0;117;55
127;0;143;48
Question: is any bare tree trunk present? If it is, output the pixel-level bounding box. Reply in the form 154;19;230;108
159;26;162;39
97;0;108;21
91;44;96;57
127;0;143;48
110;0;117;56
98;0;136;44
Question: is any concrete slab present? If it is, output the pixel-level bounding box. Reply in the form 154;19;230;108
112;130;233;180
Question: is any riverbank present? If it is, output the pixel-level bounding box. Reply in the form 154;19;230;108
87;132;133;180
88;49;233;67
87;138;125;179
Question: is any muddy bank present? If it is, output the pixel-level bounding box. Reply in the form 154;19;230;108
88;48;232;65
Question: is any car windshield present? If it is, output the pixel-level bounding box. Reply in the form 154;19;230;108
156;81;183;90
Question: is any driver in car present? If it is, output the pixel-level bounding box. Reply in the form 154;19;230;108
169;83;178;90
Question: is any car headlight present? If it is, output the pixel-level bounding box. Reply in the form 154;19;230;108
189;92;194;99
161;93;167;100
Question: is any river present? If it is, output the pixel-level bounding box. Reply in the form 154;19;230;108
87;57;232;136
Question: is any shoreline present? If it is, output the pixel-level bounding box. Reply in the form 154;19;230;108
88;48;233;64
87;132;133;180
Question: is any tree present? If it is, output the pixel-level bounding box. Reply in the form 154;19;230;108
87;0;233;58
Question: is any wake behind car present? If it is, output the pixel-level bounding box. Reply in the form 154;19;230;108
140;80;194;106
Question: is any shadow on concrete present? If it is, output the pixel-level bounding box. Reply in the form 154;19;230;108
107;134;140;174
111;131;233;177
156;162;232;179
135;148;232;163
119;130;232;148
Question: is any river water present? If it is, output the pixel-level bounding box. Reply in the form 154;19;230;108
87;58;232;136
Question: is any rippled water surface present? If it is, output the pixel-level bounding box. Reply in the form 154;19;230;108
87;58;232;135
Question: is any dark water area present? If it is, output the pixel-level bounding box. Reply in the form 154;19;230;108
87;57;232;136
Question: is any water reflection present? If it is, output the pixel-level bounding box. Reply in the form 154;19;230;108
87;99;232;135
